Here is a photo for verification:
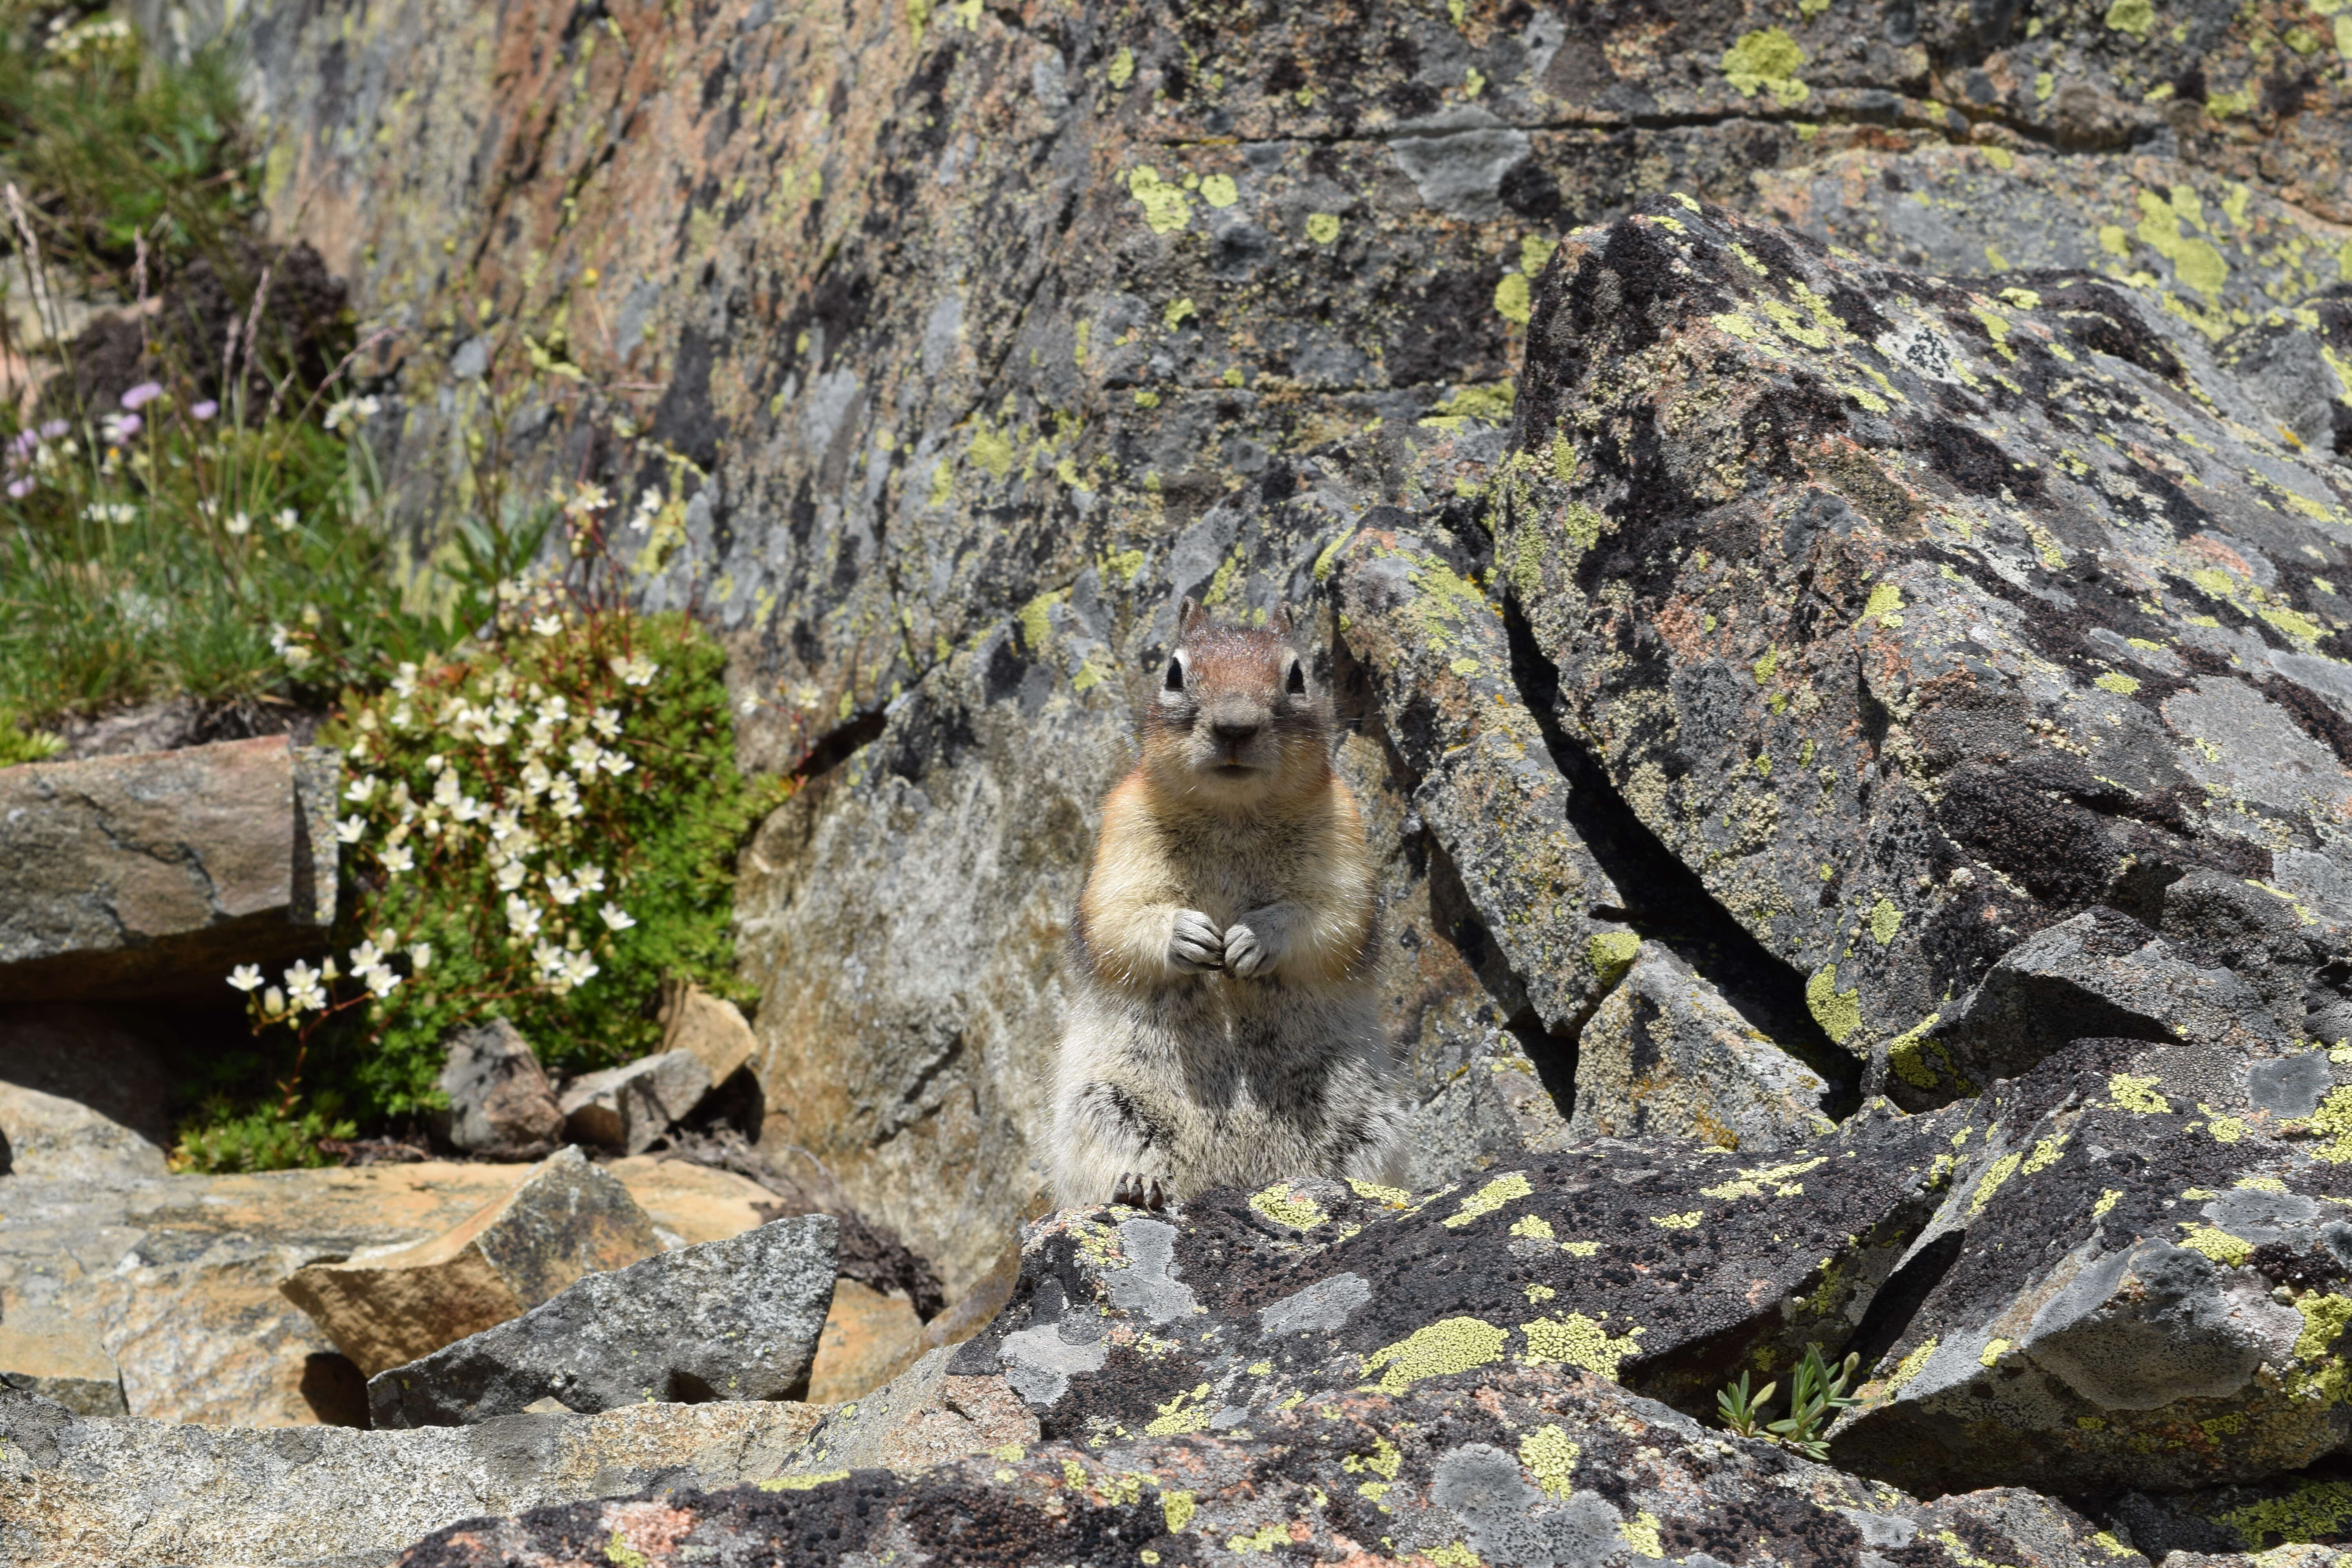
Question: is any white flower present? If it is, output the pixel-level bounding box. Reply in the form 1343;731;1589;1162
546;872;581;905
488;808;519;842
561;949;600;988
228;964;263;992
323;394;381;432
344;774;379;805
505;895;542;940
392;663;421;701
409;942;433;971
263;985;286;1015
274;507;298;532
336;815;366;844
496;860;528;892
225;510;251;537
349;939;385;972
575;864;606;895
432;769;462;808
600;750;634;778
379;842;415;874
566;736;601;771
563;481;611;517
598;902;636;931
532;613;563;637
739;695;759;717
591;706;621;740
452;794;485;824
539;694;571;725
609;653;658;687
284;961;327;1013
520;758;553;799
548;774;584;820
362;964;400;1000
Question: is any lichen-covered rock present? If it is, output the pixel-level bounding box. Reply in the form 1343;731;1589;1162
396;1369;2147;1568
1501;195;2352;1093
368;1215;836;1427
1828;1036;2352;1497
1904;904;2296;1107
953;1114;1954;1433
1573;942;1838;1151
2105;1471;2352;1560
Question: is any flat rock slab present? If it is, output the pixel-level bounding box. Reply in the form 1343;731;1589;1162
0;1385;824;1568
397;1368;2147;1568
368;1214;837;1426
559;1049;711;1153
281;1147;662;1377
952;1113;1953;1433
0;1155;774;1428
1830;1036;2352;1496
0;736;338;1000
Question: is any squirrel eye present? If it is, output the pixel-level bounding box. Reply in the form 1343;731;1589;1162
1285;657;1306;696
1164;656;1185;693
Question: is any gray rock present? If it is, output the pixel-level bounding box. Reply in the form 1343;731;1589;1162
0;1308;125;1416
1571;943;1837;1152
430;1018;564;1158
557;1049;710;1153
1899;907;2293;1108
368;1214;838;1427
0;1383;827;1567
0;736;338;1000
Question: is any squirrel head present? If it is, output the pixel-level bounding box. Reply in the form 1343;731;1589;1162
1142;597;1330;808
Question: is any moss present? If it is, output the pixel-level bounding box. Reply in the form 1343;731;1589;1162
1361;1317;1510;1392
1720;27;1809;101
1520;1313;1644;1379
1445;1172;1535;1228
1519;1424;1581;1499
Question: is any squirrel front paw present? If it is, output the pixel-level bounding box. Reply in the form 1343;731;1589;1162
1167;909;1224;973
1112;1171;1169;1210
1223;917;1283;978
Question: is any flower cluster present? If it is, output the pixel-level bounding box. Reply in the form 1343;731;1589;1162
229;932;432;1022
5;420;73;499
323;394;381;432
44;11;134;67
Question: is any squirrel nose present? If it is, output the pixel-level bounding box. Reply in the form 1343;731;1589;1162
1212;720;1261;746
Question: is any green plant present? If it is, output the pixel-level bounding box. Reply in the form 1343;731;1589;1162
0;698;59;764
179;572;780;1169
1715;1345;1860;1458
170;1093;354;1173
1715;1370;1774;1439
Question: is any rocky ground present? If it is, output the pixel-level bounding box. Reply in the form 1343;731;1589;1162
4;0;2352;1562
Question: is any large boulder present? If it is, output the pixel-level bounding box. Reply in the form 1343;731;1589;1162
1498;195;2352;1094
368;1215;837;1426
1829;1036;2352;1497
0;737;339;1000
279;1147;663;1377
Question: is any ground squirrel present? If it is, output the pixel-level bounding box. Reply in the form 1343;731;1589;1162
1051;597;1407;1209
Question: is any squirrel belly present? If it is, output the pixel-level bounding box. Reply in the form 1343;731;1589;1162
1050;598;1409;1209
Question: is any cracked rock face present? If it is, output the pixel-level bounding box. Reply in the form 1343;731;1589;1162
1828;1036;2352;1496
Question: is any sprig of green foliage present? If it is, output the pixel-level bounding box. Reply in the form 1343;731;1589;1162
1715;1345;1861;1459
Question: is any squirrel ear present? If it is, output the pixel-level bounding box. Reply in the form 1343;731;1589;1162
1177;596;1208;638
1269;600;1299;637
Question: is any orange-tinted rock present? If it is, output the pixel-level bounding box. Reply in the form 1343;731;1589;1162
805;1277;923;1405
279;1147;660;1376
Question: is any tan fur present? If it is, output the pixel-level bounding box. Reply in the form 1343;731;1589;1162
1052;602;1408;1207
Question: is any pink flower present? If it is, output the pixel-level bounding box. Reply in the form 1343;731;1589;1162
38;420;66;439
6;477;32;499
190;400;218;421
119;381;163;410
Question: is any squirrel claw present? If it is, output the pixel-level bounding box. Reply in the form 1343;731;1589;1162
1112;1172;1169;1210
1168;909;1224;973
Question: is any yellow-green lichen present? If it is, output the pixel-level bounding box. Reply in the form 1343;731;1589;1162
1445;1172;1534;1227
1868;897;1902;946
1307;212;1341;245
1162;1489;1198;1533
1126;166;1193;234
1752;646;1780;685
1494;272;1532;325
1588;929;1641;984
2308;1086;2352;1163
2109;1073;2172;1113
2096;671;2141;695
1721;27;1809;101
1250;1184;1330;1229
1519;1424;1581;1499
1886;1338;1938;1393
1107;46;1135;86
760;1470;850;1492
2103;0;2153;38
1146;1383;1215;1436
1622;1512;1664;1557
2177;1224;2254;1267
1225;1523;1289;1553
1885;1013;1944;1091
1969;1152;2023;1216
1347;1178;1413;1207
2217;1479;2352;1547
1511;1213;1557;1241
1560;1240;1600;1258
1199;174;1238;209
1980;1338;2012;1368
1861;581;1904;623
1361;1317;1510;1392
1806;965;1862;1046
1520;1313;1644;1379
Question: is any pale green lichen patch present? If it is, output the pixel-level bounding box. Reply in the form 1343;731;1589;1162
1510;1213;1556;1241
1868;897;1902;946
1699;1156;1824;1201
1250;1183;1330;1229
2217;1479;2352;1547
1519;1424;1581;1499
2307;1086;2352;1163
1361;1317;1510;1392
1968;1152;2023;1216
1651;1210;1704;1229
2177;1223;2255;1267
1806;965;1862;1046
760;1469;850;1492
1445;1172;1534;1227
1520;1313;1644;1379
1885;1013;1944;1091
1588;929;1641;984
1720;27;1808;101
2109;1073;2172;1113
1126;166;1193;234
